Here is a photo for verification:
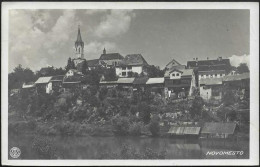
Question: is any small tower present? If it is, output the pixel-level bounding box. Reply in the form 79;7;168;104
75;25;84;59
103;47;106;54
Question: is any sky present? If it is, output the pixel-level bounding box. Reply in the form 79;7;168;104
9;9;250;72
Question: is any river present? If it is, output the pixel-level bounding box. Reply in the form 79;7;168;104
8;134;249;159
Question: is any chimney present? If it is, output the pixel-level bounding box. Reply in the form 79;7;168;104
103;48;106;54
207;57;209;60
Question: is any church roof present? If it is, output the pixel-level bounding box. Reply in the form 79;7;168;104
99;53;124;60
75;26;84;47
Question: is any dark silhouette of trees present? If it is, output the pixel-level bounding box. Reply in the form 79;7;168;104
8;64;36;90
237;63;249;74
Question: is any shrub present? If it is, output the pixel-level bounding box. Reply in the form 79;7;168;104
138;102;151;124
129;122;143;136
112;116;130;135
149;116;160;136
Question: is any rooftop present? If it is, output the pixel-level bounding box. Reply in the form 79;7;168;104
99;53;124;60
164;69;193;77
201;122;236;134
146;78;165;84
50;75;64;81
187;58;231;68
86;59;99;67
223;73;250;82
117;78;135;84
35;77;52;84
118;54;148;66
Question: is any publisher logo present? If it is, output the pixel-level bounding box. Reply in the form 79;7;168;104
10;147;21;158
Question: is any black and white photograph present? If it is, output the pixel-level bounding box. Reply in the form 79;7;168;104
1;2;259;166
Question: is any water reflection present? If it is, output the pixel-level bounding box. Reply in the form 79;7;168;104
8;134;249;159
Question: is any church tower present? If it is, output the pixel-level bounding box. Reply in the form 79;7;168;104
75;25;84;59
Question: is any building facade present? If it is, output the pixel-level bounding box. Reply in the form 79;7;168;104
115;54;149;77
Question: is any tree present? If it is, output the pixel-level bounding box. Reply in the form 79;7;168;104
190;96;204;118
222;88;236;106
65;58;76;71
149;115;160;136
146;65;164;78
112;116;130;135
104;67;117;81
81;60;88;75
237;63;249;74
138;102;151;124
8;64;36;90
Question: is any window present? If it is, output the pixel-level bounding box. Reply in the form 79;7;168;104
114;62;117;66
122;67;126;70
215;74;217;77
127;66;132;70
122;72;126;76
172;74;175;77
176;73;180;76
220;74;222;76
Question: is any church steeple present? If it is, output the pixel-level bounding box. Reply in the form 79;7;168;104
75;25;84;59
103;47;106;54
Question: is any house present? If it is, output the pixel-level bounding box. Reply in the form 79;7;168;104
65;69;83;77
86;59;100;70
164;58;186;71
164;69;196;99
99;48;124;68
222;72;250;99
49;75;64;92
34;76;53;94
199;78;223;101
63;71;85;91
146;78;165;95
200;122;237;138
187;57;231;86
116;54;149;77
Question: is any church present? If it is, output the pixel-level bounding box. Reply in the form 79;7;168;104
71;26;87;74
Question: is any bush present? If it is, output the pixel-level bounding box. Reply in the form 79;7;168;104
129;122;143;136
138;102;151;124
112;116;130;135
149;116;160;136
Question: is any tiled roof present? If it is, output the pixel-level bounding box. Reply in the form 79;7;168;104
198;64;230;72
201;122;236;134
35;77;52;84
133;77;149;85
22;82;35;88
223;73;250;82
146;78;165;84
118;54;148;66
164;69;193;77
165;58;181;67
117;78;135;84
199;78;223;86
187;58;231;68
99;53;124;60
86;59;99;67
50;75;64;81
168;127;201;135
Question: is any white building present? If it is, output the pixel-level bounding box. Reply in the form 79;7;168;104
115;54;148;77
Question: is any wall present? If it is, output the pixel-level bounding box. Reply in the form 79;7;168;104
116;66;143;77
169;71;182;79
99;59;122;67
200;85;212;100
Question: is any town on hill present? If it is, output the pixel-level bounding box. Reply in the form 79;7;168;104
8;25;250;159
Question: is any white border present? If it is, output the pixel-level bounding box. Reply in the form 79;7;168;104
1;2;259;166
